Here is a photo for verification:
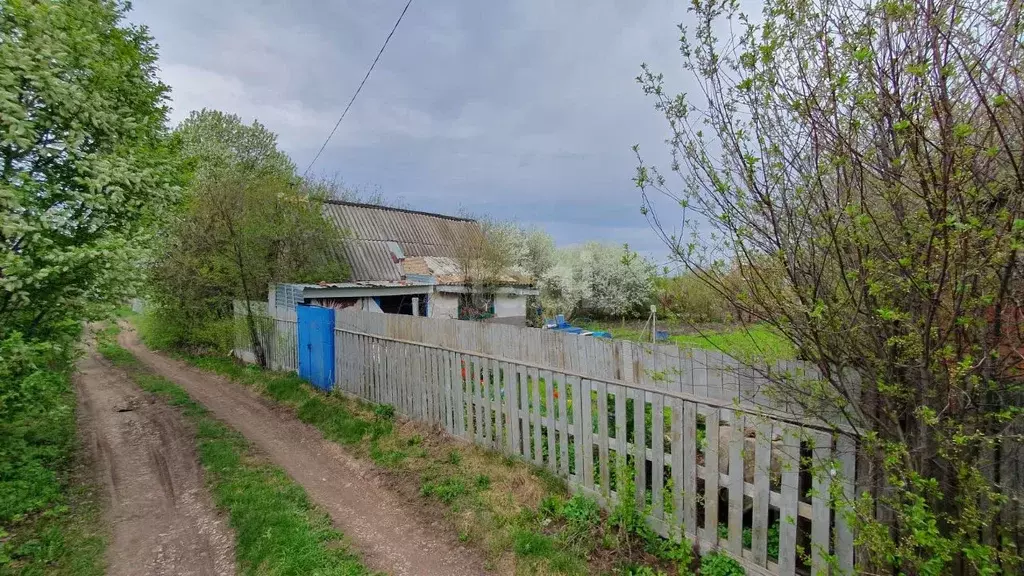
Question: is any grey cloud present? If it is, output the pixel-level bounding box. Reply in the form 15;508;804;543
130;0;699;259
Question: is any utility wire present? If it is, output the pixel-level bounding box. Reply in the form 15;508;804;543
303;0;414;176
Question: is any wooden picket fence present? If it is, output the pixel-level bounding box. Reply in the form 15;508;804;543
235;303;858;576
232;301;298;372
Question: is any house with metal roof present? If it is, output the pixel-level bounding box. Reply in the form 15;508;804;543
270;200;538;324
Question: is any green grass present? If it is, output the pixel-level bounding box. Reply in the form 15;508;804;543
97;326;375;576
670;325;795;362
0;337;105;575
579;320;795;362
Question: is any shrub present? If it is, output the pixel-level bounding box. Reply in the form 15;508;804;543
561;494;601;531
699;552;745;576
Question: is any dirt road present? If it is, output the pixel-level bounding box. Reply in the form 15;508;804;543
118;327;489;576
76;350;235;576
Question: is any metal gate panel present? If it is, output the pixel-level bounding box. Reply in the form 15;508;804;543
296;305;335;391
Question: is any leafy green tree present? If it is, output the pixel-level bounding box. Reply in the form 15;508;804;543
1;2;174;569
148;110;347;364
0;0;178;342
636;0;1023;572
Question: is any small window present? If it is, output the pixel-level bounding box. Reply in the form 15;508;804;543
458;293;494;320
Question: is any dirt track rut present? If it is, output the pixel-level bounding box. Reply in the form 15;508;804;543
76;350;235;576
118;327;489;576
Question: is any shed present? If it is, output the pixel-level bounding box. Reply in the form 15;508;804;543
271;201;538;323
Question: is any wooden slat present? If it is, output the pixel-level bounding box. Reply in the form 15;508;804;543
504;362;516;455
693;348;708;398
836;433;856;574
632;388;647;508
466;357;477;440
454;352;466;438
530;367;543;466
778;425;800;575
651;392;665;520
558;372;570;476
570;375;584;482
704;407;721;548
614;385;628;495
581;379;595;492
671;398;684;527
752;421;773;566
728;412;746;556
492;357;503;450
482;357;493;445
683;401;697;536
811;430;832;576
517;365;529;458
545;370;557;471
425;348;435;423
596;380;610;496
442;349;453;433
480;358;490;445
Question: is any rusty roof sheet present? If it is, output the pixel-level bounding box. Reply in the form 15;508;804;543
323;201;481;281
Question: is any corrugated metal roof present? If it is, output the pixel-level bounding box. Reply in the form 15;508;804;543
324;201;480;281
401;256;535;286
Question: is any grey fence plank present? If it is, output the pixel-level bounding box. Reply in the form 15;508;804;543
704;407;721;547
683;401;698;536
570;375;583;482
836;433;856;574
811;430;832;576
778;424;800;576
558;372;570;476
693;348;708;398
614;385;628;490
492;357;503;450
545;370;557;471
632;388;647;509
752;421;774;566
530;367;543;466
671;398;684;528
515;365;527;458
728;412;746;557
479;359;489;445
581;379;595;492
596;380;610;496
466;357;478;441
652;392;665;520
502;361;514;455
454;352;466;438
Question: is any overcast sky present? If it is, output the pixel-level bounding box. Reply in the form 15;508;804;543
129;0;698;262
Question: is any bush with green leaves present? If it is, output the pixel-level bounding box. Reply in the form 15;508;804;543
698;552;744;576
636;0;1024;571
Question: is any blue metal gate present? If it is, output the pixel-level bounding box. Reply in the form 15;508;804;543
296;305;335;391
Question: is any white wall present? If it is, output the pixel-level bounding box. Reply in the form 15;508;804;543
362;297;382;313
494;294;525;318
430;293;459;319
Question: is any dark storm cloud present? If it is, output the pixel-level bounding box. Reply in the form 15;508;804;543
129;0;699;258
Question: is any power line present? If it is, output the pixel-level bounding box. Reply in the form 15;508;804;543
303;0;414;176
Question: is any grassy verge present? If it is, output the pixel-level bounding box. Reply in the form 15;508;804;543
0;338;105;575
95;325;375;576
578;321;794;363
133;316;746;576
